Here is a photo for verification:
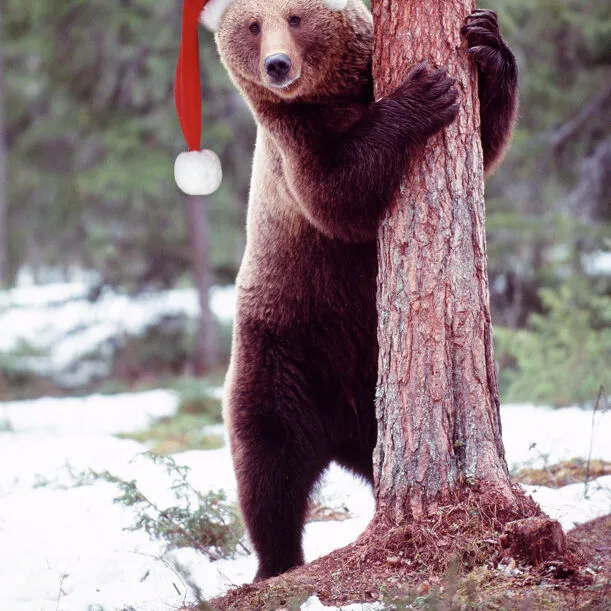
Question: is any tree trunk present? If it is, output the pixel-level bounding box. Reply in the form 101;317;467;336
372;0;514;523
186;196;219;373
0;3;8;288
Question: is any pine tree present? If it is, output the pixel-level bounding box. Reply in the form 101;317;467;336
371;0;565;561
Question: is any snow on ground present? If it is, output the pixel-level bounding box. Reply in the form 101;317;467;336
500;403;610;471
0;390;609;611
0;390;178;437
0;282;237;387
582;250;611;276
302;597;383;611
523;476;611;530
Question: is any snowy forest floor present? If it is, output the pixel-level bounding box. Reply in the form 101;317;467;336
0;389;609;611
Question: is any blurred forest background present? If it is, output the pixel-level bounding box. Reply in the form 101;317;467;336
0;0;609;406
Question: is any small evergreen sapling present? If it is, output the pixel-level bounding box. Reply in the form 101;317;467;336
95;453;245;560
496;282;611;407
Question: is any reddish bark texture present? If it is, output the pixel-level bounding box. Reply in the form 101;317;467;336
372;0;514;522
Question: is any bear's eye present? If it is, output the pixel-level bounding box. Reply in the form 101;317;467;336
288;15;301;27
249;21;261;35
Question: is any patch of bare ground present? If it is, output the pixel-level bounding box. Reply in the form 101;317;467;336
205;487;609;611
307;502;353;523
514;459;611;489
569;515;611;575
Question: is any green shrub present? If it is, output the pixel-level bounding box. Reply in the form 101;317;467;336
176;382;223;420
117;374;225;454
495;282;611;407
95;454;244;561
118;413;224;454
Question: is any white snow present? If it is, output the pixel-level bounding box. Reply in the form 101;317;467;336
582;251;611;276
0;390;177;437
301;596;384;611
0;390;609;611
500;403;610;471
0;282;237;387
523;476;611;532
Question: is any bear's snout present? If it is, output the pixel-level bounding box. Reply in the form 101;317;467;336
265;53;292;83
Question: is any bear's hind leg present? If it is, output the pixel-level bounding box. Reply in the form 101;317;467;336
236;432;327;581
333;440;375;486
332;382;377;486
228;322;328;581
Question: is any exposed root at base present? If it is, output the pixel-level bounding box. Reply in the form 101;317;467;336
206;487;608;610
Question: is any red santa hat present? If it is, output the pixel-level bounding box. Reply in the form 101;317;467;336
174;0;348;195
174;0;222;195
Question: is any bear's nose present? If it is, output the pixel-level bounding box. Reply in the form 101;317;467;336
265;54;292;80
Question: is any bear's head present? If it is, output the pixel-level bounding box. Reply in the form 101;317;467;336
204;0;372;102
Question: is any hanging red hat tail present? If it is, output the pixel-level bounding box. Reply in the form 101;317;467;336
175;0;205;152
174;0;222;196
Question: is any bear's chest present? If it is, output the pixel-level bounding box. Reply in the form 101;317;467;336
238;213;377;325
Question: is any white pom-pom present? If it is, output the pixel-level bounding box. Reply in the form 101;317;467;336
199;0;234;31
174;150;222;196
324;0;348;10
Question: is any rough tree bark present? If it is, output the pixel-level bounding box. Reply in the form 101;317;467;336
372;0;516;522
187;196;220;372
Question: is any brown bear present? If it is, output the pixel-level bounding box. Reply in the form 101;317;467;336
208;0;518;581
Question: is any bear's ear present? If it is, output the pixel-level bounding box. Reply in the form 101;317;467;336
199;0;234;32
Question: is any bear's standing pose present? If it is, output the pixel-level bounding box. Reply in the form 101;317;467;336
210;0;518;580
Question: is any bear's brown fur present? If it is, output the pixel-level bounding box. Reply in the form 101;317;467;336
214;0;518;580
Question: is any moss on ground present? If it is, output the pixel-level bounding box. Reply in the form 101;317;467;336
119;414;224;454
513;459;611;488
117;374;225;454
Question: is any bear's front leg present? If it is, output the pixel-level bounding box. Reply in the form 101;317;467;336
462;9;518;173
383;62;461;145
278;65;459;243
